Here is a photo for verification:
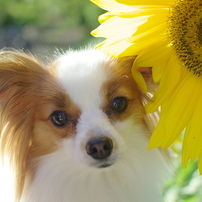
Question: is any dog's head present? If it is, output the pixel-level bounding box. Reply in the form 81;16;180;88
0;49;155;200
55;50;149;169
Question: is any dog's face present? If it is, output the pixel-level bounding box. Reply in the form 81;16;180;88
33;50;145;169
0;49;154;200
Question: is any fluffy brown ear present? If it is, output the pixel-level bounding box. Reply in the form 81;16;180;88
116;56;137;70
0;50;55;200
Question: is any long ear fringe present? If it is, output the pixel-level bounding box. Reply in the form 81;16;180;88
0;50;51;201
0;87;34;201
0;111;33;201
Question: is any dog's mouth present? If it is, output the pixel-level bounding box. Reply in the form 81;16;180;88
98;163;112;168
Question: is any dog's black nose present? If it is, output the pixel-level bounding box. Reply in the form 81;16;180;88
86;137;113;160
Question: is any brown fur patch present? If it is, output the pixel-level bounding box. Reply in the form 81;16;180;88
101;56;145;125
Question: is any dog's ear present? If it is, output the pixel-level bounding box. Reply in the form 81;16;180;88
0;50;55;200
116;56;137;72
117;56;156;93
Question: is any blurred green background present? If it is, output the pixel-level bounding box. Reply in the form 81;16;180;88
1;0;202;201
164;160;202;202
0;0;104;54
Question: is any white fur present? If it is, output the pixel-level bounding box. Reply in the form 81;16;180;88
57;49;111;110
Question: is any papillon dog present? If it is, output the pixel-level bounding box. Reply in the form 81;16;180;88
0;49;170;202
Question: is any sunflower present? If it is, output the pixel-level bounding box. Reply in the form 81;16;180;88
91;0;202;173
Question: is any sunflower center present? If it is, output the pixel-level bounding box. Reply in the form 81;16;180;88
198;20;202;45
168;0;202;76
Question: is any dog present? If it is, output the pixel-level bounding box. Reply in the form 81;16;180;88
0;49;170;202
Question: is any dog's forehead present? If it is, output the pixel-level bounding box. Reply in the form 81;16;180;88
56;50;114;109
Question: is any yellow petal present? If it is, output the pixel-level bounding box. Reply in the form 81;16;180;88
146;53;183;113
90;0;136;12
133;39;172;67
163;72;201;148
128;22;167;44
150;72;202;149
98;12;117;23
98;7;168;23
120;36;165;56
95;36;167;58
151;64;163;83
96;39;133;57
116;34;165;57
106;23;166;57
91;15;149;38
116;0;175;6
182;88;202;167
132;68;147;93
130;13;168;38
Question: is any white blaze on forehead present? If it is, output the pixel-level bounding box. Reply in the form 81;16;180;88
57;49;112;110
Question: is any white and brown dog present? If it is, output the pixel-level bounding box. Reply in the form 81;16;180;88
0;49;170;202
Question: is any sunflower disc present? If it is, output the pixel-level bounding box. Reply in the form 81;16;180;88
168;0;202;76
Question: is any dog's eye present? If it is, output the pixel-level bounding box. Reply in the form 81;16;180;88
50;110;69;127
111;97;128;113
